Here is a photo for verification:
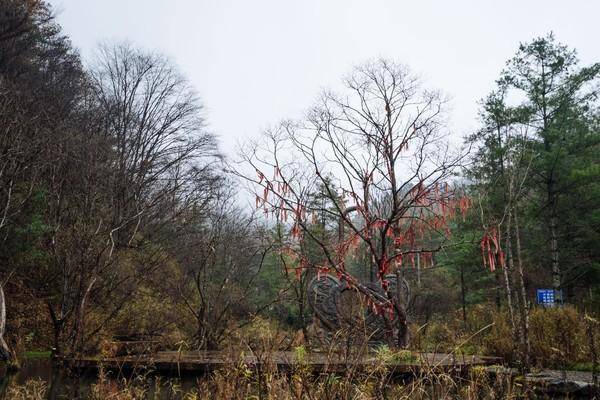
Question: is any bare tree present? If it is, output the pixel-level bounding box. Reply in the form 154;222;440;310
173;183;270;350
238;59;468;347
34;43;220;356
0;5;223;359
90;42;219;246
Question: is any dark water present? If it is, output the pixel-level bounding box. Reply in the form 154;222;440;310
0;359;201;399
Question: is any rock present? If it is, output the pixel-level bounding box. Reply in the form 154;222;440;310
525;372;595;396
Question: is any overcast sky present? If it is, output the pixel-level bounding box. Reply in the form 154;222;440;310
50;0;600;156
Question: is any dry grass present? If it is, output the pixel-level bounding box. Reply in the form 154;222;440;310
4;309;597;399
4;366;521;400
5;378;47;400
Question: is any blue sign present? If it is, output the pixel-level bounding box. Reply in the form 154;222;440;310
537;289;556;306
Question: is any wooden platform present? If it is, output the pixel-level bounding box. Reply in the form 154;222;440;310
64;351;500;375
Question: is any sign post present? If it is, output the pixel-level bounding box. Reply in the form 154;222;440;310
536;289;562;307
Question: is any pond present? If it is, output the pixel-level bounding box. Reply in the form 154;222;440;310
0;358;592;399
0;359;202;399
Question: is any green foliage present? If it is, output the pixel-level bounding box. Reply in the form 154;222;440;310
23;351;51;359
463;32;600;312
374;344;417;364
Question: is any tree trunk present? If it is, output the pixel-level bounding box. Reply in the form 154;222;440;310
494;270;502;311
395;270;409;348
416;253;421;289
298;279;308;341
395;306;409;349
547;177;561;304
460;262;467;326
514;210;531;371
502;220;516;338
550;210;561;303
47;303;64;358
72;277;96;355
0;285;12;362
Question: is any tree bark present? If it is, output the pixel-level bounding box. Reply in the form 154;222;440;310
0;285;12;362
460;262;467;326
502;158;518;343
72;277;96;355
395;270;409;348
549;205;561;303
514;209;531;371
502;219;517;338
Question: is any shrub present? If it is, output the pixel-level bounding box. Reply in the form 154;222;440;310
529;306;588;368
483;311;515;362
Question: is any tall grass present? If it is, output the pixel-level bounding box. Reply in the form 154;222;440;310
4;364;521;399
4;308;597;399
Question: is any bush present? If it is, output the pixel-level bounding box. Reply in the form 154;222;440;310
483;311;515;362
481;305;592;368
529;306;588;368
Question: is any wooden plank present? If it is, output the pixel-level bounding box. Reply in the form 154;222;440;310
64;351;500;375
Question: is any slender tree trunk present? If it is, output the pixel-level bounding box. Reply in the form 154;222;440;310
495;271;502;311
298;279;308;341
0;285;12;362
502;219;516;338
549;205;561;303
72;277;96;355
514;209;531;371
543;104;561;304
48;308;63;358
416;253;421;289
196;300;208;350
585;316;598;389
460;263;467;326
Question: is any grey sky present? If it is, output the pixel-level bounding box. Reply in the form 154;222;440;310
50;0;600;155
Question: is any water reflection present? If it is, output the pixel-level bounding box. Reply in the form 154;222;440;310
0;359;91;399
0;359;199;399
